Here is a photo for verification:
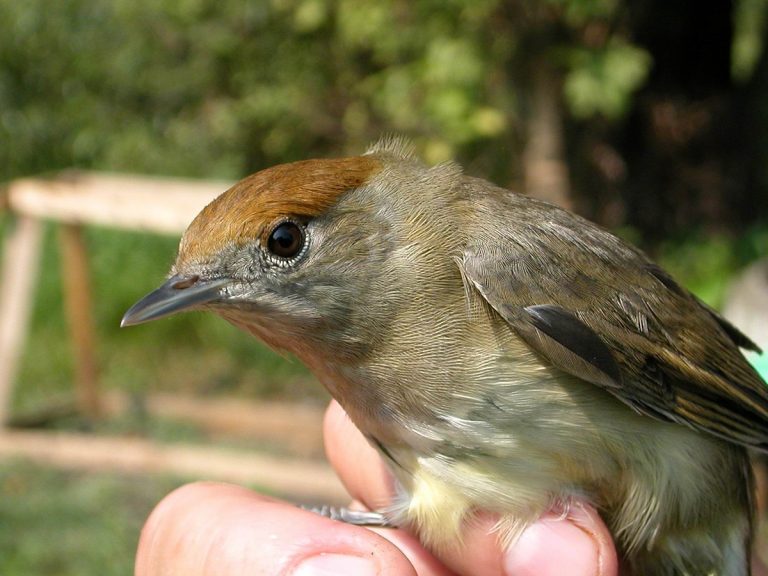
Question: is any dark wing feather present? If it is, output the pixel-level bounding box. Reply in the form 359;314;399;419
459;179;768;450
517;304;623;390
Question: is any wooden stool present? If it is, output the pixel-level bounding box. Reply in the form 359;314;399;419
0;171;231;425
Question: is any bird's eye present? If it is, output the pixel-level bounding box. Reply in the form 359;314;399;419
267;221;305;259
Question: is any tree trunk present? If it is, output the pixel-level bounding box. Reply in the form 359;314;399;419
523;61;572;209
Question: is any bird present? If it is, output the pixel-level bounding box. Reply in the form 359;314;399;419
123;138;767;575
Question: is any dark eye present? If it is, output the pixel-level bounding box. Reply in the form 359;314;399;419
267;221;305;258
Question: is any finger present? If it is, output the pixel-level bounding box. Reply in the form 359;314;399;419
324;401;619;576
135;482;418;576
323;400;396;509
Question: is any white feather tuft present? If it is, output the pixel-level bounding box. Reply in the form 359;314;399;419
365;135;416;159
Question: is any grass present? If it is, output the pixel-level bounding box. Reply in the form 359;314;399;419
0;460;185;576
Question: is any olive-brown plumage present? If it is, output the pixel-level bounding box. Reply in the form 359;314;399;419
123;140;767;575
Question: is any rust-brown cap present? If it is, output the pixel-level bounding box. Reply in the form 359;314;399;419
177;156;382;266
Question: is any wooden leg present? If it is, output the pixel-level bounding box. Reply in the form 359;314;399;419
59;224;101;419
0;217;44;427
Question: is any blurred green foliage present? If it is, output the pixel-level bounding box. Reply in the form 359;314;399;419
563;40;651;120
6;0;758;178
733;0;768;81
0;0;513;175
657;226;768;307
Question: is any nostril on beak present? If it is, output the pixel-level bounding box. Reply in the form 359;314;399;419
171;275;200;290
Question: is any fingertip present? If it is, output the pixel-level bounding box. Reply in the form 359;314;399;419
136;482;418;576
503;504;618;576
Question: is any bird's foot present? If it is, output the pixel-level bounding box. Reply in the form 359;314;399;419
301;505;393;527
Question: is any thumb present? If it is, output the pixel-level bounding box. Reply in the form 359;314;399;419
503;503;618;576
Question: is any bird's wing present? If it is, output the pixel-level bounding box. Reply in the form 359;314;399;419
458;186;768;450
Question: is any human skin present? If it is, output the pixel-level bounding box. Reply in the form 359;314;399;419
135;400;621;576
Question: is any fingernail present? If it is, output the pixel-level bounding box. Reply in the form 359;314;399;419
292;553;378;576
504;518;601;576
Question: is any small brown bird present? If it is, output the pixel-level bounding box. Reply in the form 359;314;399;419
123;139;767;575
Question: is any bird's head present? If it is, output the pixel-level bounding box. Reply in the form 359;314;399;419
121;142;460;364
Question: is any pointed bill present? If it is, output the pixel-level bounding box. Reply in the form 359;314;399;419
121;275;231;327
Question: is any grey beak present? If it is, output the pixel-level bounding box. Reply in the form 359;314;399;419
121;275;231;327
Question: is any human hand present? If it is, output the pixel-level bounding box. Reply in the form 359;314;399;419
135;400;619;575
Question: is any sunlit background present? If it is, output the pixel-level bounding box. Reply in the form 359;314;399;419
1;1;767;574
